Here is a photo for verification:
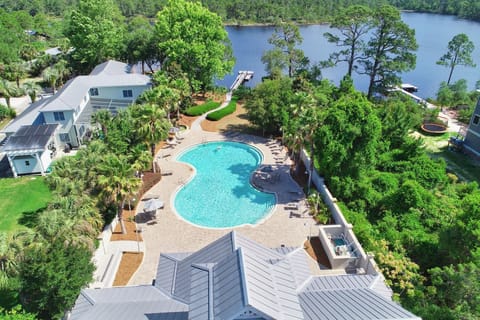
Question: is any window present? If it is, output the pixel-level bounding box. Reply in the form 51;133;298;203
25;160;30;166
79;125;85;137
123;89;133;98
90;88;99;96
59;133;70;142
53;111;65;121
473;115;480;125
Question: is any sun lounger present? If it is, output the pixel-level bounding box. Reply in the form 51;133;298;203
161;170;173;176
285;202;299;210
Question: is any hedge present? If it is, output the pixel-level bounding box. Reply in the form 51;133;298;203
184;100;221;116
206;98;237;121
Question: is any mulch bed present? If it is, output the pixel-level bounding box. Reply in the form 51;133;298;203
304;237;332;269
112;252;144;286
110;171;162;242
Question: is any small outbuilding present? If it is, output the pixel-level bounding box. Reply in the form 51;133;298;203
1;124;58;177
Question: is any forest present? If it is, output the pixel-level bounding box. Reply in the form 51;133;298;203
2;0;480;22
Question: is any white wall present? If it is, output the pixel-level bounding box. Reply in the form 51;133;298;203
300;148;379;275
40;148;53;171
94;85;150;100
12;155;39;174
43;110;74;129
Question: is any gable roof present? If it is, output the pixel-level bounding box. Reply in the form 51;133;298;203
2;124;57;152
1;98;50;134
300;274;420;320
70;286;188;320
90;60;131;76
71;231;421;320
41;73;150;112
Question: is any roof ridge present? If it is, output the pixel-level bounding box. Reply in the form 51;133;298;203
80;291;96;306
237;247;249;308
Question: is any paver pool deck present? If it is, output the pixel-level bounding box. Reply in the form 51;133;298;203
128;113;318;285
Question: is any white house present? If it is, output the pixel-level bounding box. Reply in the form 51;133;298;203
463;96;480;157
1;60;151;176
2;124;59;177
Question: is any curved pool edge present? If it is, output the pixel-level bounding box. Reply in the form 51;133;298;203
170;140;279;230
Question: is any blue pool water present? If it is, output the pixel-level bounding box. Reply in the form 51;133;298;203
174;141;276;228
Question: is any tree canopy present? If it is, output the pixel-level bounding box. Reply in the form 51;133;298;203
155;0;234;92
437;33;476;85
65;0;125;73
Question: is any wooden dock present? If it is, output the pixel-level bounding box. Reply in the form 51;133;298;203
230;71;254;91
393;86;436;109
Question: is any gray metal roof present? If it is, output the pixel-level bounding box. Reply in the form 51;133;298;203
285;248;312;289
71;231;420;320
2;124;57;152
273;246;298;255
41;74;150;112
299;288;420;320
70;286;188;320
173;232;235;301
212;250;245;319
90;60;130;75
155;254;178;295
303;274;379;292
189;265;211;320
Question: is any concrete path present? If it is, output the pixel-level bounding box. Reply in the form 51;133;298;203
128;108;319;285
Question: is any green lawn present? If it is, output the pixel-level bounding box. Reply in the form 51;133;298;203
0;177;52;232
418;131;480;184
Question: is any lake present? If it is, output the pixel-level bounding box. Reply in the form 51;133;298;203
218;12;480;99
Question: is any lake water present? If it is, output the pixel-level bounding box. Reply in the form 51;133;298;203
218;12;480;99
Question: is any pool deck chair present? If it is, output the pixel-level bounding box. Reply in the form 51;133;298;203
285;202;299;210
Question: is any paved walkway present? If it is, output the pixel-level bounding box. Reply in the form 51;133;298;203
128;108;319;286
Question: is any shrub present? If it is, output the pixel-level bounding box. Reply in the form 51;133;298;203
184;100;221;116
0;104;15;120
206;98;237;121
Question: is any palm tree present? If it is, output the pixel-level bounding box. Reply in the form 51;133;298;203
54;59;71;87
290;92;320;194
8;62;27;88
0;230;32;289
91;109;112;138
133;104;170;172
22;81;41;103
0;78;19;109
97;154;141;234
42;66;60;94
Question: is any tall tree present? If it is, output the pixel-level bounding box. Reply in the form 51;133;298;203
19;239;94;320
97;154;141;234
324;5;373;77
155;0;234;92
124;16;160;74
357;5;417;99
290;92;322;193
437;33;476;85
315;85;381;179
132;103;170;170
263;21;305;78
244;77;295;135
42;67;59;94
2;62;27;88
22;81;41;103
65;0;125;73
0;78;19;109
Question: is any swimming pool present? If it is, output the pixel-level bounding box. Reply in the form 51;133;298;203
174;141;276;228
